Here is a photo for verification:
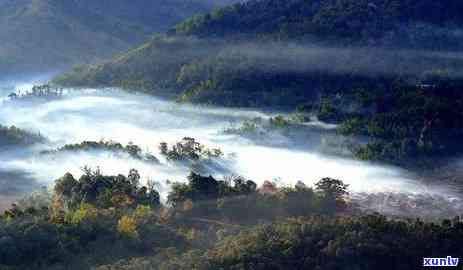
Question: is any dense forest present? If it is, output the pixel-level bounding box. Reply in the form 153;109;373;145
3;0;461;269
54;0;463;164
172;0;463;47
1;169;462;270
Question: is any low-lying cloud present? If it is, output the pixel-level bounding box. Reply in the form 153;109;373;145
0;83;461;217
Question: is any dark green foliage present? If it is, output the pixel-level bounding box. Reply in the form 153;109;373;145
0;170;344;270
338;82;463;164
2;170;461;270
0;170;183;270
50;0;463;166
222;115;302;137
318;97;341;122
157;138;227;176
53;0;463;165
174;0;463;47
53;36;222;92
168;174;347;223
94;215;463;270
315;177;349;213
43;140;159;163
54;168;160;210
0;208;183;269
338;117;365;135
204;215;463;270
315;177;348;198
55;0;463;106
159;137;223;162
168;172;220;206
53;44;439;110
216;182;319;223
168;173;256;209
0;124;45;147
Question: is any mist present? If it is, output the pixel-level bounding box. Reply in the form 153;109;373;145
0;80;461;219
215;41;463;79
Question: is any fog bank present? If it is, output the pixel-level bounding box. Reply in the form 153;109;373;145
0;85;461;218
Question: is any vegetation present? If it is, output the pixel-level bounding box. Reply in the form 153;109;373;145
158;137;226;175
7;84;64;100
0;169;174;270
173;0;463;46
0;124;45;147
0;0;234;76
53;168;160;211
5;1;463;268
43;140;159;163
222;115;299;137
53;0;463;165
332;82;463;164
164;215;463;270
159;137;223;162
222;118;263;135
1;169;461;269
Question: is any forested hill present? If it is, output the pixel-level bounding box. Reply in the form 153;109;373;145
0;0;237;76
54;0;463;164
55;0;463;98
173;0;463;48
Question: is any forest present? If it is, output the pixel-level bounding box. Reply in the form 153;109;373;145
54;0;463;165
0;124;45;148
1;169;462;270
2;0;463;269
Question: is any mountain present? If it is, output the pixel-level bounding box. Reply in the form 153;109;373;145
54;0;463;163
173;0;463;44
55;0;463;98
0;0;238;77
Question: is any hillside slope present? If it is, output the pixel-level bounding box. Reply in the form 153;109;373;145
54;0;463;163
55;0;463;96
0;0;235;76
173;0;463;46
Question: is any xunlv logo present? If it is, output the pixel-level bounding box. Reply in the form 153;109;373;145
423;256;459;267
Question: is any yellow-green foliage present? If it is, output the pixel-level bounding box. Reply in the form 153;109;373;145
133;205;152;221
71;203;98;224
118;215;139;238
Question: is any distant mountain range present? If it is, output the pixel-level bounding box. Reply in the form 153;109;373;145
0;0;239;77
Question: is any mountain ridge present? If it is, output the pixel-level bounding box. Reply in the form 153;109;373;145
53;0;463;164
0;0;238;77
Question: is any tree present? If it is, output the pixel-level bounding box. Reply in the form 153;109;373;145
188;172;219;200
128;169;141;188
126;142;142;157
315;178;349;212
315;177;349;200
54;173;78;198
159;142;168;155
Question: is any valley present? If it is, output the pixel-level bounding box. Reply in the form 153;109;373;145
1;1;463;269
1;81;462;220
